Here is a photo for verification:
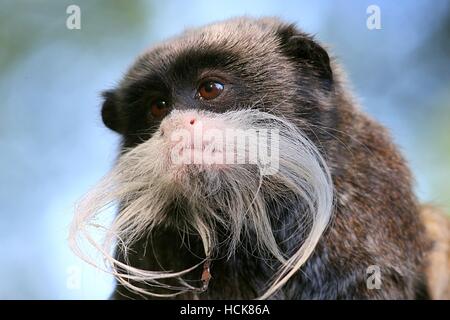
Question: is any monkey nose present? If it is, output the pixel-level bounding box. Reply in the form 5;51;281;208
159;110;227;147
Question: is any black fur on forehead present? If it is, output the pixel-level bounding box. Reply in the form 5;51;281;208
101;17;337;147
124;17;333;87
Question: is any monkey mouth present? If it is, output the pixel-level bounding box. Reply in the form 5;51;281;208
167;146;229;181
171;144;225;166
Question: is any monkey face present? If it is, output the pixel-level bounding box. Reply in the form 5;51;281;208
71;17;335;298
101;17;335;148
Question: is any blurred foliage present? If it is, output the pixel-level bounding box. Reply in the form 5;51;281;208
421;92;450;212
0;0;148;72
414;9;450;212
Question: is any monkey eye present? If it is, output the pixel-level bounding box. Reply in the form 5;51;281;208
197;80;224;100
150;99;169;118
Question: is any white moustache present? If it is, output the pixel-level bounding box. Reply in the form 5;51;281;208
69;109;334;299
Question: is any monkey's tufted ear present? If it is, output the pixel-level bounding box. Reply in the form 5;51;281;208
101;90;127;134
277;24;333;86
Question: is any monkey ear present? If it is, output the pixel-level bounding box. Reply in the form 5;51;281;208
101;90;127;134
277;24;333;85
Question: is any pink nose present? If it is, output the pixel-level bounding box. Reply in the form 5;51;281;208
160;111;225;145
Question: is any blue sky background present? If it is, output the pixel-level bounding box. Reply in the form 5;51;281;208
0;0;449;299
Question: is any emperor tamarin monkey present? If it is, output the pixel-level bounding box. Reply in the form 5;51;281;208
70;17;450;299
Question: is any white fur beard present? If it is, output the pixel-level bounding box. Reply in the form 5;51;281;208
69;109;334;299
